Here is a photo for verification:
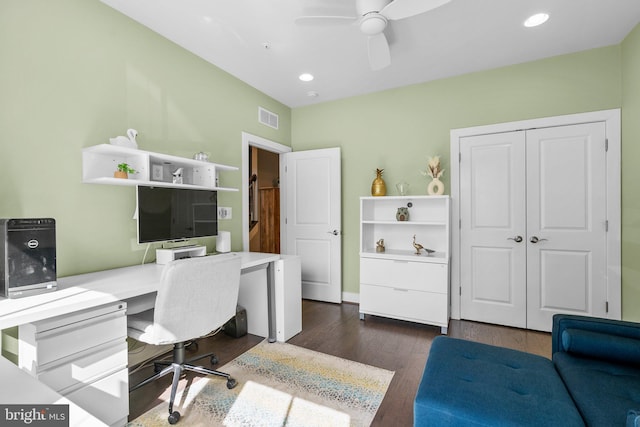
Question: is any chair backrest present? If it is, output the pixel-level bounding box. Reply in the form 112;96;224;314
151;254;241;344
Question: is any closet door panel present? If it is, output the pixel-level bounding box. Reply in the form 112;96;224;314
459;131;527;328
526;122;607;331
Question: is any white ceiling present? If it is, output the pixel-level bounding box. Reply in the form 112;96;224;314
100;0;640;108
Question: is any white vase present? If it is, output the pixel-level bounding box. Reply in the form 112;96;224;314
427;178;444;195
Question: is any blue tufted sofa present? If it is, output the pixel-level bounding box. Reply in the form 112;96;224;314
414;314;640;426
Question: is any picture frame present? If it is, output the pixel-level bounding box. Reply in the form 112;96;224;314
152;164;164;181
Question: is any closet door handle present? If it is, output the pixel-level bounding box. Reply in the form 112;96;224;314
507;236;523;243
530;236;548;243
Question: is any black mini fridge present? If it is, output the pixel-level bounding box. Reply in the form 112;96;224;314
0;218;57;298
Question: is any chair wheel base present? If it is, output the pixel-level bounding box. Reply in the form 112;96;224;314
227;378;237;389
168;411;180;424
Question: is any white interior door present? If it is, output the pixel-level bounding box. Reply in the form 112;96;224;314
284;148;342;303
525;123;607;330
460;131;527;328
459;122;609;332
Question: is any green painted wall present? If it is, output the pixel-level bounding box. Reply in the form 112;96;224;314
292;46;623;306
0;0;291;277
622;24;640;321
2;0;638;321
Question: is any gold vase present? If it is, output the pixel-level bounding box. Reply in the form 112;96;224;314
371;168;387;196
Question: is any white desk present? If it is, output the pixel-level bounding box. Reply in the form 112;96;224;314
0;252;281;335
0;251;293;427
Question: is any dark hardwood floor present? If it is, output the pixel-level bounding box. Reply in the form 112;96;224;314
128;300;551;426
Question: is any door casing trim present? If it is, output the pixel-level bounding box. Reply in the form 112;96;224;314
449;109;621;321
241;132;291;252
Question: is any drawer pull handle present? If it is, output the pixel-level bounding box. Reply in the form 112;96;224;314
393;288;409;292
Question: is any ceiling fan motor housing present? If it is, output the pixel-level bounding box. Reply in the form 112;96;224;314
360;13;388;35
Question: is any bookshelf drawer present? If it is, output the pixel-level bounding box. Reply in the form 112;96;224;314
360;258;447;293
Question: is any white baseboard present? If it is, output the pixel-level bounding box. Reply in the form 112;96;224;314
342;292;359;304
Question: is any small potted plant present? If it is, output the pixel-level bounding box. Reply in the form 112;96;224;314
114;162;136;179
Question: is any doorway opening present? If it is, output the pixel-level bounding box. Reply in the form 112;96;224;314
248;146;280;253
241;132;291;253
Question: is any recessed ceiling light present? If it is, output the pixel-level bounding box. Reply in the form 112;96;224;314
299;73;314;82
524;13;549;28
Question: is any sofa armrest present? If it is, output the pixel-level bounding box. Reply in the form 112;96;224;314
552;314;640;356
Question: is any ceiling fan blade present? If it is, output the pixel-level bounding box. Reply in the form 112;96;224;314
294;15;357;26
368;33;391;71
381;0;450;20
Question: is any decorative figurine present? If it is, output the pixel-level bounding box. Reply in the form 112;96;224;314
412;234;424;254
109;128;138;149
172;167;183;184
412;235;435;255
396;207;409;221
371;168;387;196
376;239;385;253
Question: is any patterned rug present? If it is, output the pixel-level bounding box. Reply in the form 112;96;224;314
128;341;394;427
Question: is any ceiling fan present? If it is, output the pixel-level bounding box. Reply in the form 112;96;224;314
296;0;451;71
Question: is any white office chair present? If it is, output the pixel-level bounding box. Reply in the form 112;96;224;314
128;254;241;425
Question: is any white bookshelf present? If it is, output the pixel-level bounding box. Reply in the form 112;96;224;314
359;195;450;333
82;144;238;191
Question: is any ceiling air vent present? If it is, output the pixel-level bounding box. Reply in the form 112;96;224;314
258;107;279;130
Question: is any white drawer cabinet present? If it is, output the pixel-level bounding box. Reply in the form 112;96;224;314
37;339;128;395
359;196;450;333
19;307;126;368
19;302;128;426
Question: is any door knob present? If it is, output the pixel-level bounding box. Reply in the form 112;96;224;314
327;230;340;236
530;236;548;243
507;236;523;243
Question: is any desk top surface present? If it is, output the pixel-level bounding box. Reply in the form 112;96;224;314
0;252;280;330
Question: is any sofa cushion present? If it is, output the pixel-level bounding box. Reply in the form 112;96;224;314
562;328;640;365
554;352;640;426
415;337;584;427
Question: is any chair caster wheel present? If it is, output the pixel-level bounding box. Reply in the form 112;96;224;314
211;355;219;365
227;378;237;389
168;411;180;424
153;363;162;374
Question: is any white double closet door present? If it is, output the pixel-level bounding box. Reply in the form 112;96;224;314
460;122;607;331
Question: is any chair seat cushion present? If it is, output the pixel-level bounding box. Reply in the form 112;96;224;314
414;336;584;427
554;352;640;426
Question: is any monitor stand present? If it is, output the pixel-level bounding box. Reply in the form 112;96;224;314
156;245;206;264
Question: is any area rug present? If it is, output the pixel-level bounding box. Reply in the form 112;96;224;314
128;340;394;427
